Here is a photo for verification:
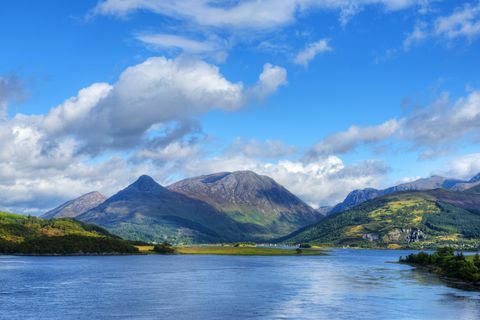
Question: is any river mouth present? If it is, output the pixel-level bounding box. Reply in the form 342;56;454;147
1;249;479;319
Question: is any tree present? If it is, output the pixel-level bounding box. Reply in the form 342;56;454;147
154;242;175;254
474;253;480;269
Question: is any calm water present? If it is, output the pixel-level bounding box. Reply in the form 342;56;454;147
1;249;479;320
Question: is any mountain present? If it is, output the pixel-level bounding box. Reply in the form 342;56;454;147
465;183;480;193
283;189;480;249
77;175;267;244
0;212;137;254
168;171;323;237
42;191;107;219
316;206;333;216
449;173;480;191
330;188;385;214
330;175;472;214
386;175;464;192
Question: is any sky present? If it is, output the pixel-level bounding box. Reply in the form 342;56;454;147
1;0;480;214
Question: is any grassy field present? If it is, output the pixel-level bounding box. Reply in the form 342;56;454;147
135;245;155;253
174;246;325;255
135;245;326;255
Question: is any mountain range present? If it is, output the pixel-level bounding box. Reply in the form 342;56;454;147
62;171;324;243
41;170;480;247
329;173;480;214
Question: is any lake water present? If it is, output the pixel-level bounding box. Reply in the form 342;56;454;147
1;249;479;319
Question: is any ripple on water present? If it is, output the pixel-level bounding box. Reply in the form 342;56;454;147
0;250;479;320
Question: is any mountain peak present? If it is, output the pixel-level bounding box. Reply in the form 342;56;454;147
168;170;321;225
83;191;104;198
129;175;163;192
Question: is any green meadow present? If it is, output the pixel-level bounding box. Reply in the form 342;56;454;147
135;245;326;256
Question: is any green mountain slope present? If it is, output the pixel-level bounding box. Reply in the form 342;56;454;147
0;212;137;254
283;190;480;249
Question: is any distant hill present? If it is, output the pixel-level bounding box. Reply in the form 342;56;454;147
283;189;480;249
168;171;323;236
42;191;106;219
329;174;479;214
0;212;137;254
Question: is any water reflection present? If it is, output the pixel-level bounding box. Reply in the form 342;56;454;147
0;250;479;319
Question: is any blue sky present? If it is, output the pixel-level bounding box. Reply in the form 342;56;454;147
1;0;480;213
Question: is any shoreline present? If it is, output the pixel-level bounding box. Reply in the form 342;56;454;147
0;246;328;257
401;262;480;291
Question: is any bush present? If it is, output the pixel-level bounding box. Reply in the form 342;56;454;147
299;243;312;248
153;242;175;254
400;247;480;282
473;253;480;269
233;242;256;247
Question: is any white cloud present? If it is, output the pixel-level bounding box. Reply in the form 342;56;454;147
403;90;480;158
39;56;286;154
403;21;429;50
441;153;480;180
249;63;288;99
136;33;228;62
42;82;113;134
94;0;430;30
306;90;480;160
293;39;332;66
435;2;480;40
307;119;400;158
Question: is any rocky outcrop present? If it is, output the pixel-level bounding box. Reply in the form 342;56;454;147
383;228;426;243
362;233;379;242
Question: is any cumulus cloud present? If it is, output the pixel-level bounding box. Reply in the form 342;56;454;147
440;152;480;179
248;63;288;100
293;39;332;66
306;119;400;158
435;2;480;40
39;57;286;154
